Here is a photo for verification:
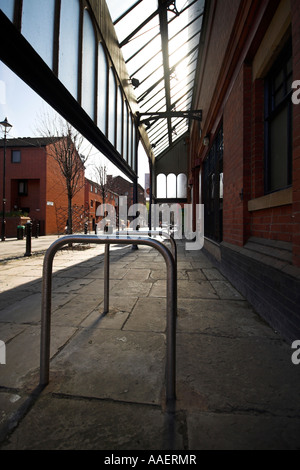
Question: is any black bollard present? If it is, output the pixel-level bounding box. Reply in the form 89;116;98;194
35;221;39;238
25;221;32;257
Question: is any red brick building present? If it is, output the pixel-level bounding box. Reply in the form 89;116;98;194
85;178;119;232
107;175;146;227
189;0;300;341
0;137;85;236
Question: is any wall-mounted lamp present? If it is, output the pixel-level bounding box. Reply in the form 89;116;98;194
131;78;140;89
203;135;210;147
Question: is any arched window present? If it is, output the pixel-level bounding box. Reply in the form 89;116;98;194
157;174;167;199
167;173;177;199
177;173;187;198
82;9;96;120
59;0;80;99
0;0;14;21
97;43;108;133
22;0;55;68
108;68;116;145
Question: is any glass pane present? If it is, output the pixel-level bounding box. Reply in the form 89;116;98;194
123;103;128;161
287;72;293;95
117;86;123;153
59;0;80;99
270;106;288;191
108;68;116;145
113;1;158;45
82;9;96;120
287;56;293;75
0;0;14;20
128;34;161;75
274;70;283;91
167;174;177;199
157;174;166;199
97;43;108;133
106;0;138;23
132;121;136;171
177;173;187;198
21;0;55;69
274;85;284;107
128;115;132;167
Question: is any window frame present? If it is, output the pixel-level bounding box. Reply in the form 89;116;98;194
18;179;28;196
11;149;21;163
264;38;293;194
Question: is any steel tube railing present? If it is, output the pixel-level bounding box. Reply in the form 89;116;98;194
115;230;177;264
40;234;177;406
113;230;177;318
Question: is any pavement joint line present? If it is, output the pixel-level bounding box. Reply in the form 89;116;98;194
50;391;162;409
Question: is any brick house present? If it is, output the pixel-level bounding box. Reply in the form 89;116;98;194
85;178;119;232
0;137;85;236
189;0;300;341
106;175;146;226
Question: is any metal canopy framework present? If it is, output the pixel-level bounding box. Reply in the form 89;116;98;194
107;0;205;158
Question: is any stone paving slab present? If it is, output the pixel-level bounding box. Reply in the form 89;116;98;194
0;395;183;450
82;297;138;330
187;413;300;450
177;298;276;338
0;325;76;389
176;333;299;415
0;239;300;450
49;329;166;405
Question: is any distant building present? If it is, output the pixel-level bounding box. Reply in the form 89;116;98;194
107;175;145;205
0;137;85;236
106;175;146;226
144;173;150;200
85;178;119;232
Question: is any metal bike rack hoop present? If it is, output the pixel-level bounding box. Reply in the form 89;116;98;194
39;234;177;406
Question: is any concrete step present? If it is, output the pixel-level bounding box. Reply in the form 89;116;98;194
244;237;293;265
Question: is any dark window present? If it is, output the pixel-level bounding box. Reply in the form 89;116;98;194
12;150;21;163
265;38;293;193
203;124;223;243
18;180;28;196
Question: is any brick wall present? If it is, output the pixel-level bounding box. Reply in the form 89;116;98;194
46;144;85;234
291;0;300;266
0;145;47;233
251;206;294;243
223;64;252;247
85;179;119;231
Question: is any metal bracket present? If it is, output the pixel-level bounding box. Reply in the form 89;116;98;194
137;110;203;128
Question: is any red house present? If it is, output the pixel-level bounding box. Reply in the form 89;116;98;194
0;137;85;236
85;178;119;232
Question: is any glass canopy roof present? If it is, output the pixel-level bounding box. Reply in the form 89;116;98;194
106;0;205;158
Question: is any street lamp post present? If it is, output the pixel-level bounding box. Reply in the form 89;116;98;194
0;118;13;241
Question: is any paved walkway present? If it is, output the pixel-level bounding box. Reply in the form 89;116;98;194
0;235;62;261
0;235;300;450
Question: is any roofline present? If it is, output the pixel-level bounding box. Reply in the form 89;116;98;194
0;136;63;148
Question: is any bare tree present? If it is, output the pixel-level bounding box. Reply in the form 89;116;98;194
36;113;90;234
93;161;108;205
